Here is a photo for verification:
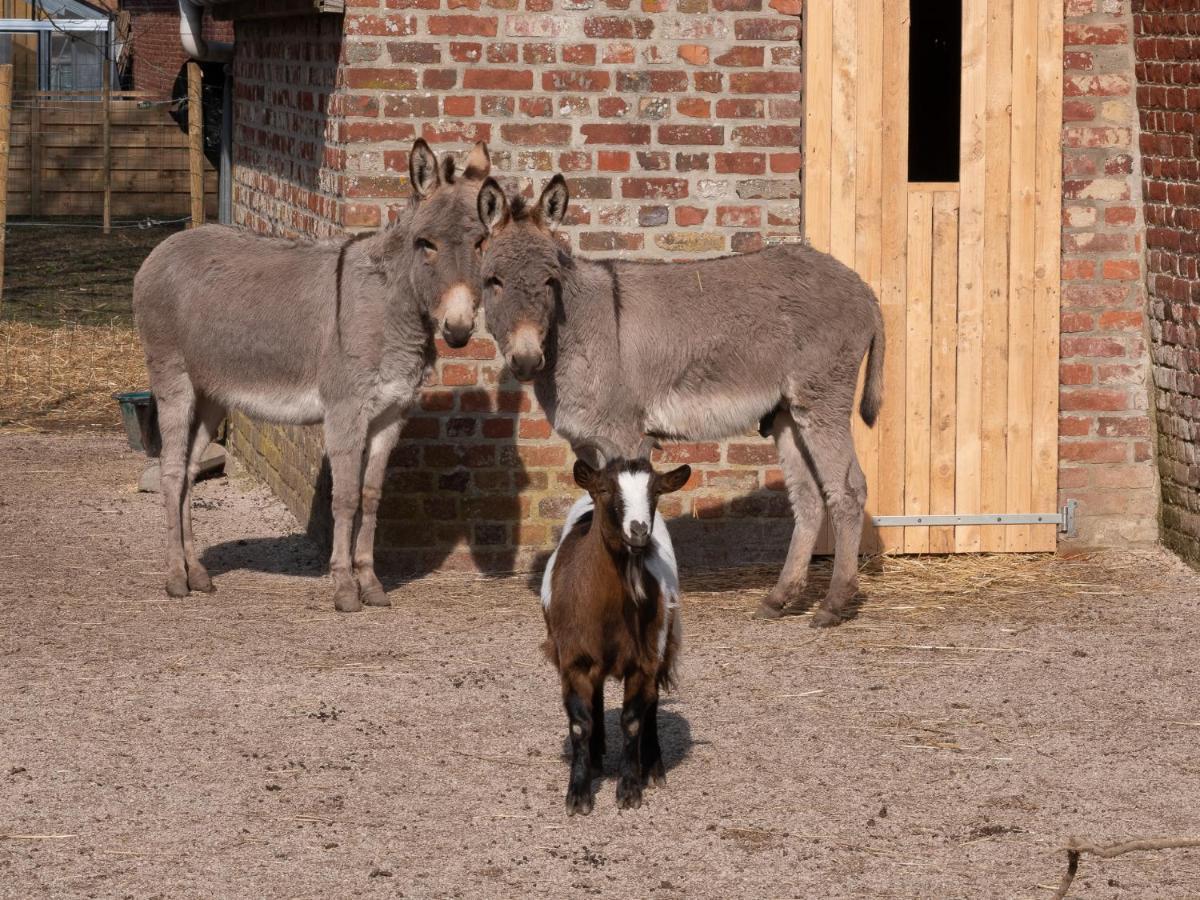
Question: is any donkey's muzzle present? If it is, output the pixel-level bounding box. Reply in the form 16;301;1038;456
442;320;473;349
507;350;544;383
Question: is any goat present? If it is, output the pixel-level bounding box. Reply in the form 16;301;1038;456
540;457;691;815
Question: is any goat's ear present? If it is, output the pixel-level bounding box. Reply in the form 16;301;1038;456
463;142;491;180
538;174;569;228
409;139;440;200
573;459;598;491
656;465;692;495
477;178;509;233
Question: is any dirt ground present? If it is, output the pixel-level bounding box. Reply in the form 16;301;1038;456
2;432;1199;899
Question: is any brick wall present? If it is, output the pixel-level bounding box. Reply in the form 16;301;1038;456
124;0;234;100
1060;0;1160;546
1132;0;1200;564
227;0;804;574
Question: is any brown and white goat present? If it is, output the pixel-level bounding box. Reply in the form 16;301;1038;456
541;457;691;815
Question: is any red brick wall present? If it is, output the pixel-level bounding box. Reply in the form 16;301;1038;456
228;1;805;574
124;0;233;100
1060;0;1160;546
1132;0;1200;564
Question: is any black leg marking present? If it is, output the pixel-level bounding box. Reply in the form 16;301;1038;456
590;681;605;774
641;699;665;787
564;688;594;817
616;678;649;810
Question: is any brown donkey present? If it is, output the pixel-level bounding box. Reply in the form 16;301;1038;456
134;140;492;612
477;176;885;627
541;457;690;815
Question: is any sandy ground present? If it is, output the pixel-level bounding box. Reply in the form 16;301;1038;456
2;432;1199;899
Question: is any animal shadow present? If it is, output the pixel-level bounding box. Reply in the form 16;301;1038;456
200;534;325;579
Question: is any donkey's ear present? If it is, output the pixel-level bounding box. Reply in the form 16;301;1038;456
463;142;491;180
573;459;598;491
656;465;692;495
477;178;509;233
538;174;569;229
409;139;440;200
440;153;457;185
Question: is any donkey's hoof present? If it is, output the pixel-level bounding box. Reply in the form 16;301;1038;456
333;586;363;613
187;568;215;593
360;584;391;608
616;777;643;810
753;601;785;620
810;609;844;629
165;574;190;598
565;789;594;817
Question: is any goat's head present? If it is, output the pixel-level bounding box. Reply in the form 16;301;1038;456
475;174;570;382
573;457;691;554
403;139;492;349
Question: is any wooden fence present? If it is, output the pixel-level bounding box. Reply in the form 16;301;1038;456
5;91;217;219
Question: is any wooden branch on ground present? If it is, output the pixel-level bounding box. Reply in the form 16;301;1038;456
1052;836;1200;899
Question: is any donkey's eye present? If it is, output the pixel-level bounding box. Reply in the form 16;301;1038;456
475;237;486;254
485;276;503;291
415;238;437;257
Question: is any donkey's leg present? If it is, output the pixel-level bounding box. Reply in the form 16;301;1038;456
794;415;866;629
616;671;655;810
562;667;598;816
324;413;367;613
757;408;826;619
180;396;225;593
354;414;402;608
153;376;196;598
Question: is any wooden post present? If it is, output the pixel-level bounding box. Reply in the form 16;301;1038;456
0;65;11;316
28;91;39;218
187;61;204;228
101;55;112;234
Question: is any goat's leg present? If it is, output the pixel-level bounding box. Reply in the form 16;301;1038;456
641;696;665;787
616;672;653;810
795;414;865;628
354;413;402;608
562;668;597;816
324;413;367;613
152;376;195;598
589;680;605;775
758;407;825;619
180;396;225;594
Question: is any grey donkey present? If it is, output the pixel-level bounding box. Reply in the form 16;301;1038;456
475;176;885;627
133;140;493;612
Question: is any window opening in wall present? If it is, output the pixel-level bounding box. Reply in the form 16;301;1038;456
908;0;962;183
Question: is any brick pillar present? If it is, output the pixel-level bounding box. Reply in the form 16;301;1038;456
1059;0;1160;546
1132;1;1200;565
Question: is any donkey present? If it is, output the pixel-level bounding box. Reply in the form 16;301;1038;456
134;139;492;612
476;176;885;627
541;457;690;815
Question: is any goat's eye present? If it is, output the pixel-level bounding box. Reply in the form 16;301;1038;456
415;238;437;257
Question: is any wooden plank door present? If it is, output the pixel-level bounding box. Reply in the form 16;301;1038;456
803;0;1063;554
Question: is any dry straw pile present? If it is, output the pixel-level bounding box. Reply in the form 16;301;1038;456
0;322;146;429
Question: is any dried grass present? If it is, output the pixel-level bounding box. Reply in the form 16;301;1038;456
0;321;146;429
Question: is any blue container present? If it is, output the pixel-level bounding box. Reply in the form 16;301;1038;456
112;390;161;457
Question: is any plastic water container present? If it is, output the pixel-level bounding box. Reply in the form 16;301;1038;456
112;390;161;457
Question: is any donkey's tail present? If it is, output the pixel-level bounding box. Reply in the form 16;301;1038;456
859;298;886;428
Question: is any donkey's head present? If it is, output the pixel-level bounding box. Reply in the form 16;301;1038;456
573;457;691;553
404;139;493;348
476;174;570;382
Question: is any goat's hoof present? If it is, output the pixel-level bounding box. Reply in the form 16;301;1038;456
565;789;594;817
187;568;214;593
810;609;843;629
165;574;190;598
646;762;666;788
333;586;363;613
360;584;391;608
753;601;785;620
616;778;643;810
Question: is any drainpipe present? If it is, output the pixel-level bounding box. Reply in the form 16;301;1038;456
178;0;234;224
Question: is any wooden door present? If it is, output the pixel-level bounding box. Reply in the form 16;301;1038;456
803;0;1063;554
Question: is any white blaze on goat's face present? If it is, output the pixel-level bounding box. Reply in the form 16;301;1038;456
617;470;653;544
437;282;476;338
